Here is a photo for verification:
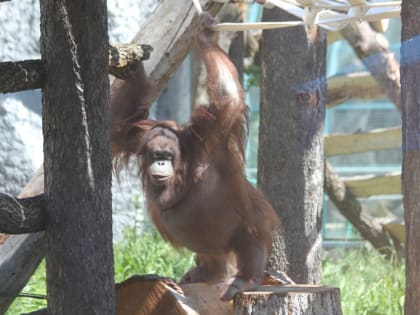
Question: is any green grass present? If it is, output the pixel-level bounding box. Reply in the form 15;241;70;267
113;226;194;283
322;245;405;315
6;227;193;315
6;232;405;315
6;260;47;315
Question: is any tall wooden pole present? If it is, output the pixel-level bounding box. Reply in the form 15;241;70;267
40;1;115;313
401;1;420;313
258;8;326;284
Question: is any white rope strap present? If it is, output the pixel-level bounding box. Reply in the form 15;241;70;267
191;0;401;32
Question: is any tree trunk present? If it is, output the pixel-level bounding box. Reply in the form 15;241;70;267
40;0;115;314
401;1;420;313
258;8;326;284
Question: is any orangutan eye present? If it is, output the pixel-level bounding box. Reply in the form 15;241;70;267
152;150;173;161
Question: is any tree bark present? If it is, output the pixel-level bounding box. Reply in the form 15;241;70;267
233;286;342;315
341;21;401;111
401;1;420;313
0;60;46;94
259;8;326;284
0;193;46;234
40;0;115;314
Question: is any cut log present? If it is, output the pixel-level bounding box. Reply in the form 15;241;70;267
109;44;153;79
325;127;401;156
233;285;343;315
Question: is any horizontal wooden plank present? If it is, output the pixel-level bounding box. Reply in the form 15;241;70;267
343;172;401;198
327;71;384;108
325;127;401;156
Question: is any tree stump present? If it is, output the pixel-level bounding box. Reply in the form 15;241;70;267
233;285;343;315
115;276;342;315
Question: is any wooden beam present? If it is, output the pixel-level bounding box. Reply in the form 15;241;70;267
327;72;384;108
0;193;46;234
343;172;401;198
0;167;45;315
0;60;45;94
0;44;152;94
121;0;224;105
325;126;401;156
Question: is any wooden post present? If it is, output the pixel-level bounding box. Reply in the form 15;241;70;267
259;7;326;284
401;0;420;313
40;0;115;313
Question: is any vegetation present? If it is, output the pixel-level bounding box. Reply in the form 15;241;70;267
113;225;194;283
6;227;194;315
323;245;405;315
6;229;404;315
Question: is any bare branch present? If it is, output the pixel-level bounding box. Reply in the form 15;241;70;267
0;44;152;94
341;22;401;110
324;161;394;257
